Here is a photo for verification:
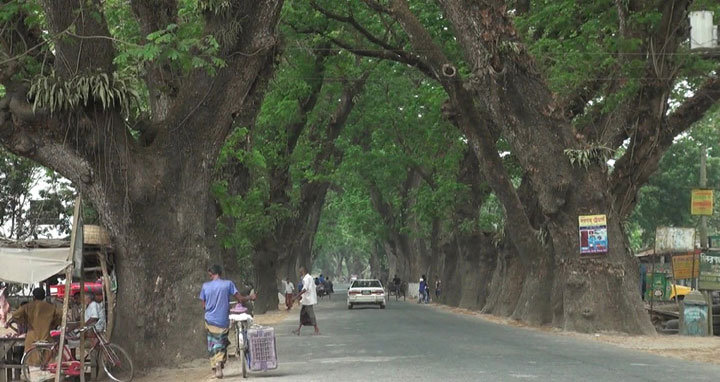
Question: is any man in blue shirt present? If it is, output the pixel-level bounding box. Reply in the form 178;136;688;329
199;264;255;379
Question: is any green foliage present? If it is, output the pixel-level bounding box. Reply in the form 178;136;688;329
0;148;77;240
564;146;613;169
628;110;720;249
28;71;141;117
114;21;225;76
198;0;232;14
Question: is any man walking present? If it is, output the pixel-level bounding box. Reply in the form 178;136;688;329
283;278;295;310
292;266;320;335
199;265;255;379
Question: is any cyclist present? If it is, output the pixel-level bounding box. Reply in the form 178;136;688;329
199;264;256;379
392;274;401;297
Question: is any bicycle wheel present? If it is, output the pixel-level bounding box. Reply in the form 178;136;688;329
100;343;134;382
21;346;56;382
235;323;242;358
240;340;247;379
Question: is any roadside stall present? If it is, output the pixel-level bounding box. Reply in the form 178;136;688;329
0;225;115;382
0;243;72;382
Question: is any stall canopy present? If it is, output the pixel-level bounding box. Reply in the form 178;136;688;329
0;246;71;284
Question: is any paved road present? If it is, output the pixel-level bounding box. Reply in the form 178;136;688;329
222;291;719;381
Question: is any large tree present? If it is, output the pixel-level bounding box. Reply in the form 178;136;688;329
306;0;720;333
0;0;283;365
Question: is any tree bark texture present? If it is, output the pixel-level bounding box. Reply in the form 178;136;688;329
0;0;284;366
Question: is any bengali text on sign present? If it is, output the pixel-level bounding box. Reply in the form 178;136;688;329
578;214;608;255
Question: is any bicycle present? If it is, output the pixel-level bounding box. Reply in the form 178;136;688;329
21;326;134;382
229;304;253;379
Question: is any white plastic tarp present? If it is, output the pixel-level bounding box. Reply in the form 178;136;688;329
0;247;71;284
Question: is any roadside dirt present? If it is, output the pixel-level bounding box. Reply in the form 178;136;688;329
433;303;720;366
129;303;293;382
1;304;293;382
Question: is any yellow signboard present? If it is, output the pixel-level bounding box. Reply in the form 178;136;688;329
672;253;700;279
691;189;713;216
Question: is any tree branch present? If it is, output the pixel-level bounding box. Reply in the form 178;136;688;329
664;76;720;138
610;76;720;218
164;1;283;151
308;0;437;79
129;0;179;125
42;0;115;76
310;0;402;54
382;0;541;259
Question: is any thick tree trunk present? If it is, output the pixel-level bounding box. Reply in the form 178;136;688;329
105;157;221;367
252;248;281;313
482;244;525;317
545;172;651;333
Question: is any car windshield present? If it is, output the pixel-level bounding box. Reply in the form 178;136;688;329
351;280;382;288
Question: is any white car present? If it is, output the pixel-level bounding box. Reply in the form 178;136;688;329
347;279;385;309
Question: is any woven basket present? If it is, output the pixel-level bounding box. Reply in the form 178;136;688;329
83;225;111;245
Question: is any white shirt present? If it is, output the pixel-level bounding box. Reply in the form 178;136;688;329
300;274;317;306
85;301;106;332
283;281;294;294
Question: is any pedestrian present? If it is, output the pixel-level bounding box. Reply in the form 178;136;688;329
284;278;295;310
435;276;442;300
418;275;427;304
84;292;106;334
199;264;256;379
4;288;62;365
292;266;320;335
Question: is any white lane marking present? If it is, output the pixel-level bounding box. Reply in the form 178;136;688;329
630;363;650;366
509;374;538;379
325;343;346;347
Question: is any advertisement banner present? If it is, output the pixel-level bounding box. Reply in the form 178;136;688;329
691;189;713;216
578;215;608;255
671;253;700;279
699;253;720;290
655;227;695;254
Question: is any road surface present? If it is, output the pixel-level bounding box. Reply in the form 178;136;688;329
221;289;719;381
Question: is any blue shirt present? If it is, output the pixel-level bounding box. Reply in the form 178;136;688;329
419;280;427;293
199;279;239;328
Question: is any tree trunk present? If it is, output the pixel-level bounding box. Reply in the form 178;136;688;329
252;248;280;313
545;173;651;333
108;157;222;367
482;243;525;317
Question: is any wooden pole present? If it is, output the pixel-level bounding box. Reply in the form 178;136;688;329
670;255;681;313
79;275;85;382
56;197;82;382
705;291;714;336
99;249;113;340
55;266;73;382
